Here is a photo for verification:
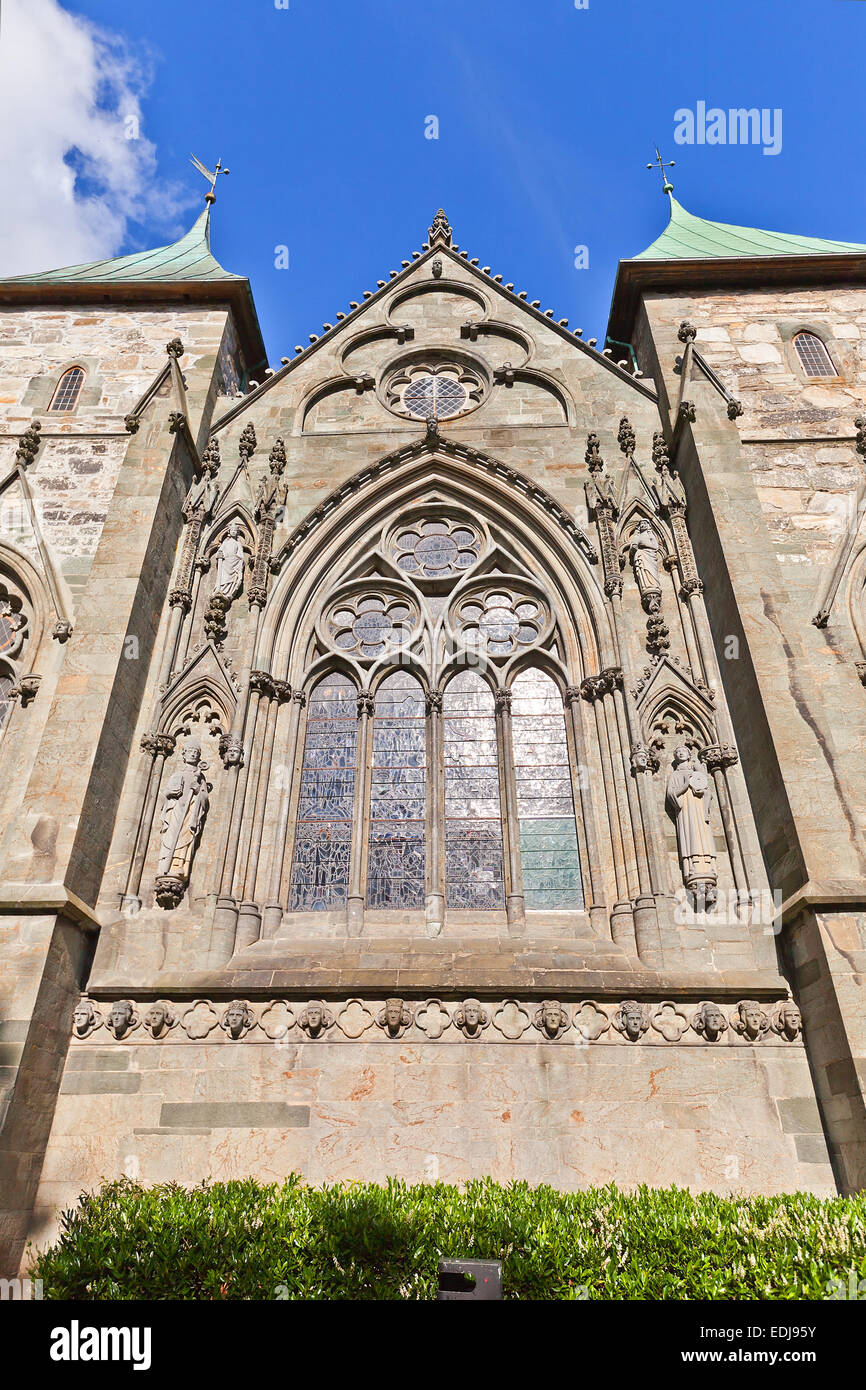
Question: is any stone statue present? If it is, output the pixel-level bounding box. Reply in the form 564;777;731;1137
298;1000;334;1038
612;999;650;1041
453;998;488;1038
377;997;413;1038
182;471;219;522
533;1000;569;1039
221;999;255;1040
106;999;138;1040
143;1000;176;1039
213;521;245;602
155;741;210;908
72;997;100;1038
771;999;802;1042
629;519;662;598
732;999;769;1042
691;1001;728;1042
665;745;718;907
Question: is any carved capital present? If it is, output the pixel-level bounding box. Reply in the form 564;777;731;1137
273;680;293;703
494;686;512;714
425;688;443;715
604;574;624;599
247;584;269;609
141;732;176;759
678;400;697;423
292;689;307;708
357;691;375;718
563;684;582;708
700;743;739;773
679;577;704;600
249;670;275;699
154;874;186;910
168;587;193;612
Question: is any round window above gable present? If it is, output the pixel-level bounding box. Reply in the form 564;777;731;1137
383;357;486;422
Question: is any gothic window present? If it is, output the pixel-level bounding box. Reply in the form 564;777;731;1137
48;366;85;412
327;594;417;659
793;332;836;378
512;669;583;909
366;673;426;908
288;673;358;910
443;671;506;909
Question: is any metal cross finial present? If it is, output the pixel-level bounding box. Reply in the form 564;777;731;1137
190;154;230;205
646;146;675;195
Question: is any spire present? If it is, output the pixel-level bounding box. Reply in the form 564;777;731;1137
428;208;452;246
634;192;866;262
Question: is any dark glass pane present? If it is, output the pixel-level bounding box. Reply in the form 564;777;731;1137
444;671;505;909
512;669;583;910
367;673;426;908
0;674;13;730
289;673;357;910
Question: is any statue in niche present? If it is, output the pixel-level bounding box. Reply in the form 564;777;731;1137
182;471;219;522
732;999;769;1042
221;999;255;1040
106;999;138;1040
629;519;662;605
665;744;718;908
691;1001;728;1042
377;997;413;1038
533;1000;569;1039
213;521;245;602
155;740;210;909
143;1000;177;1039
770;999;802;1042
612;999;651;1041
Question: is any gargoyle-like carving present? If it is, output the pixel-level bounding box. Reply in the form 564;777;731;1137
297;1000;335;1038
377;997;414;1038
770;999;802;1042
731;999;770;1042
612;999;651;1041
691;1001;728;1042
72;997;101;1038
533;999;569;1039
453;997;489;1038
143;1000;177;1039
665;744;717;908
221;999;256;1040
106;999;139;1040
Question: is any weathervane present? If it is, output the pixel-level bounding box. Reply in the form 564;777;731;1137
190;154;229;205
646;146;675;195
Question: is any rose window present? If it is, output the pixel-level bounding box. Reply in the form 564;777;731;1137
329;595;417;659
393;519;480;579
456;590;544;656
385;360;484;421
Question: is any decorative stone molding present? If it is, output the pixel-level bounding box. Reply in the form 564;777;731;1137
678;400;697;423
700;743;739;773
70;996;804;1046
726;398;744;421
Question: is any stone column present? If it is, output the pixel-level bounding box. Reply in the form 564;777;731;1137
564;684;608;937
347;689;373;938
425;687;445;938
494;686;525;933
234;671;276;951
580;675;636;952
262;688;305;936
121;732;175;911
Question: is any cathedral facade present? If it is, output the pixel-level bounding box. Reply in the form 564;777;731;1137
1;192;865;1267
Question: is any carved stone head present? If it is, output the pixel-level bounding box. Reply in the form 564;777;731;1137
221;999;255;1040
672;743;691;767
732;999;769;1042
454;998;488;1038
298;1000;334;1038
107;999;138;1040
182;739;202;767
692;1001;728;1042
534;999;569;1039
378;997;413;1038
613;999;650;1041
72;997;100;1038
772;999;803;1042
144;1000;176;1039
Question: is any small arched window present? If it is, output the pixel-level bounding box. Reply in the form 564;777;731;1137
48;366;85;413
793;332;836;379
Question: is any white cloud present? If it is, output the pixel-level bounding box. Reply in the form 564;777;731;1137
0;0;186;275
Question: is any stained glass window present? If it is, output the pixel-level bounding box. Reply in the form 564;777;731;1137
48;367;85;413
402;373;467;419
0;673;13;731
457;589;543;657
793;332;836;378
511;669;583;909
366;673;426;908
289;673;357;910
393;519;480;579
329;594;416;659
444;671;505;909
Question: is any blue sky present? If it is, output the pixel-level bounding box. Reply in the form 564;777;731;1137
11;0;866;362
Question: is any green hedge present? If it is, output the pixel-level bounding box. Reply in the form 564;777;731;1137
29;1176;866;1300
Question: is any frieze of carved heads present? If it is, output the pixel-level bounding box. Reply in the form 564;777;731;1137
692;1000;728;1043
377;997;414;1038
70;997;805;1045
612;999;652;1042
533;1000;570;1039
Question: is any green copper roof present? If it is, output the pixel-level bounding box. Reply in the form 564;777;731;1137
1;205;243;285
636;194;866;261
